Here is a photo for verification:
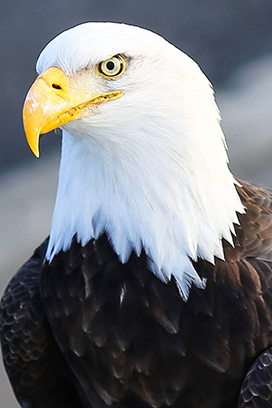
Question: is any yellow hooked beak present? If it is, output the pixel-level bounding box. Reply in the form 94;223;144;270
23;67;123;157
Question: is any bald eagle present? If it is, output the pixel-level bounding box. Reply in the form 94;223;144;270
1;22;272;408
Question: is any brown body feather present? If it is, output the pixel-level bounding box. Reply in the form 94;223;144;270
224;180;272;262
2;181;272;407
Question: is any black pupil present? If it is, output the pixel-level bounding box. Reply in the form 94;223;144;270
106;61;115;71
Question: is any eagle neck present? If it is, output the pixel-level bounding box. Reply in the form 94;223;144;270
46;122;243;299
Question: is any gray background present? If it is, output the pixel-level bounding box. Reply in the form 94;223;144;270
1;1;272;406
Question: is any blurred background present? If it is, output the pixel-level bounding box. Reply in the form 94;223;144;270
1;1;272;406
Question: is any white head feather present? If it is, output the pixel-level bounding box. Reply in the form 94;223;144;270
37;22;244;299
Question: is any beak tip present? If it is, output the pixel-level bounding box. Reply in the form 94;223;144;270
31;142;40;158
23;120;41;158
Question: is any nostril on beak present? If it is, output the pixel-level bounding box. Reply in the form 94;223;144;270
52;83;62;90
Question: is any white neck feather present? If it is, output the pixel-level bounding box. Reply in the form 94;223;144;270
46;87;244;299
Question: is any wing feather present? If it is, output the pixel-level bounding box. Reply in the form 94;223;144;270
0;239;82;408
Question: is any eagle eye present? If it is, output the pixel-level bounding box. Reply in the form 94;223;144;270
98;55;126;78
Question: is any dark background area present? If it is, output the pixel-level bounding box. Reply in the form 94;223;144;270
1;0;272;172
1;1;272;407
